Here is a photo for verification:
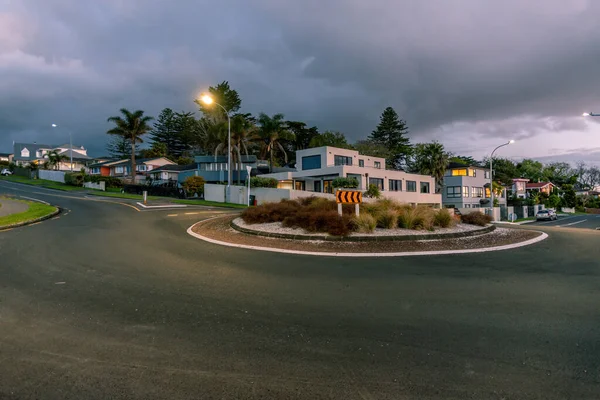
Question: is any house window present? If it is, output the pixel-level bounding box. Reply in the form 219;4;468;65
465;204;471;208
36;150;42;158
407;180;417;192
334;155;352;166
463;186;469;197
472;169;477;177
359;159;364;167
314;180;322;192
21;148;30;158
323;180;334;194
446;186;461;198
374;161;381;169
451;169;467;176
295;181;305;191
485;187;491;198
302;155;321;170
420;182;430;194
91;167;100;174
137;165;147;172
369;178;384;191
484;171;490;179
389;179;402;191
115;166;124;174
472;187;484;198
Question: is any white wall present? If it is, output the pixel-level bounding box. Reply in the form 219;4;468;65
205;183;227;202
83;181;105;191
39;170;66;183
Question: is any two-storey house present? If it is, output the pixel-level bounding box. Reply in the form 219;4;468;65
441;163;506;209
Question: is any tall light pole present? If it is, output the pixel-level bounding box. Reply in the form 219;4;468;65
582;112;600;117
490;140;515;215
51;123;73;172
200;94;231;200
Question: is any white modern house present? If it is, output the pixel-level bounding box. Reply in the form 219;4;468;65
13;142;92;170
441;163;507;209
259;146;441;206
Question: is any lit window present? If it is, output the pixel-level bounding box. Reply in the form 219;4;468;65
472;187;484;198
21;148;30;158
463;186;469;197
451;169;467;176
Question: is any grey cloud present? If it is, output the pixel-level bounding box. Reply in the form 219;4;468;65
1;0;600;156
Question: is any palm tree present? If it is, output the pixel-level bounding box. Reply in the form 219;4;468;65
256;113;291;172
412;141;450;193
46;150;67;170
211;115;257;185
107;108;153;183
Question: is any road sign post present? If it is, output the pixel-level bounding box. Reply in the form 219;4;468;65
335;189;362;216
143;191;147;205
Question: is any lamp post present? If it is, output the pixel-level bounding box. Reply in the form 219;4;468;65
582;112;600;117
51;123;73;171
200;94;231;201
490;140;515;217
246;165;252;206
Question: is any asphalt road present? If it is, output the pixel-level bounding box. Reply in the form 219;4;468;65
1;180;599;399
528;214;600;230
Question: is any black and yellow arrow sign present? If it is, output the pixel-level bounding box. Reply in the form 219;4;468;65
336;190;362;204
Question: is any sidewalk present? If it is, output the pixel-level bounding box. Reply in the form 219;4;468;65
0;198;28;217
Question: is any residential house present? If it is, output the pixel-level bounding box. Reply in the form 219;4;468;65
12;142;92;170
194;155;260;183
511;178;529;199
441;163;507;209
89;157;175;181
259;146;441;206
0;153;12;162
148;164;198;185
526;182;556;195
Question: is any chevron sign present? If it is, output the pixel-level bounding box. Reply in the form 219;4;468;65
336;190;362;204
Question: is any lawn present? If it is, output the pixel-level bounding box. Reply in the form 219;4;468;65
86;191;163;201
0;175;84;192
0;199;57;228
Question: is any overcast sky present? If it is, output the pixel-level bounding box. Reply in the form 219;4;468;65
2;0;600;164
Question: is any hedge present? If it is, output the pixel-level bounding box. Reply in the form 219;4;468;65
332;177;358;189
250;177;278;188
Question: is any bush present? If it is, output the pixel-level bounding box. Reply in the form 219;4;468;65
397;205;435;230
377;209;398;229
433;208;456;228
332;177;358;189
364;184;381;199
354;214;376;233
250;177;278;188
461;212;492;226
182;176;205;196
64;172;84;186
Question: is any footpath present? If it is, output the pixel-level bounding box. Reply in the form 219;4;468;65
0;198;29;217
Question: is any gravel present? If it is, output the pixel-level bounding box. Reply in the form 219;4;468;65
233;217;484;238
194;216;542;254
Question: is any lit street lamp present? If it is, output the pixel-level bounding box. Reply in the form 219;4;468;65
200;94;231;200
582;112;600;117
490;140;514;217
51;123;73;172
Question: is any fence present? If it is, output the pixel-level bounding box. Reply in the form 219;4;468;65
204;184;336;205
39;170;66;183
13;167;34;178
83;181;105;191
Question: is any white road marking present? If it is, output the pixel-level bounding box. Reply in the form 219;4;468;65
167;214;178;217
558;219;587;227
55;282;66;285
185;212;200;215
136;202;187;209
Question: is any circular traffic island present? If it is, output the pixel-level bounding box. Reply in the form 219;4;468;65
189;215;546;257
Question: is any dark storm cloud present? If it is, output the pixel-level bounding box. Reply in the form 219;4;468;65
1;0;600;158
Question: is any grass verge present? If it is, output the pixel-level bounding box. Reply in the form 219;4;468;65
0;175;84;191
85;191;162;201
0;199;57;228
172;199;248;209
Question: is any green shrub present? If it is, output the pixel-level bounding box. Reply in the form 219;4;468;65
433;208;455;228
377;209;398;229
250;177;278;188
397;205;435;230
354;214;376;233
332;177;358;189
182;176;205;196
64;172;84;186
364;184;381;199
461;212;492;226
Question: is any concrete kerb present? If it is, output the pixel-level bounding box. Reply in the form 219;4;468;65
230;218;496;242
0;195;61;231
187;217;549;257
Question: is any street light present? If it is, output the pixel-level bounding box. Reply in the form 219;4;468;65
489;140;514;217
582;112;599;117
51;123;73;172
200;93;231;200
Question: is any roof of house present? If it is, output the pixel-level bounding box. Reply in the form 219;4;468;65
88;159;124;168
0;152;12;157
149;164;197;173
108;157;175;167
57;149;92;161
447;162;483;169
13;143;52;161
526;182;555;189
512;178;530;182
194;155;257;163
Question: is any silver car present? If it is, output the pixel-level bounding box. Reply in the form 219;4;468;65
536;209;557;221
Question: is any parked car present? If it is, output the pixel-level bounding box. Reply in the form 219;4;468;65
536;209;557;221
0;169;12;176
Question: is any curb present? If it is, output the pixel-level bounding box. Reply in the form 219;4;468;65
0;204;60;231
230;218;495;242
188;218;549;258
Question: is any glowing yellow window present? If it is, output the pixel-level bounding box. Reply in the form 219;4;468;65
451;169;468;176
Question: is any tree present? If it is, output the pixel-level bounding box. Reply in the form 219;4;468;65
575;162;600;190
107;108;153;183
182;176;205;197
516;159;543;182
149;109;198;159
368;107;411;169
407;141;450;193
194;81;241;120
46;150;68;170
308;131;352;149
353;140;393;160
542;162;576;186
483;157;517;186
107;136;135;159
449;155;478;166
256;113;291;172
139;142;168;159
561;184;577;208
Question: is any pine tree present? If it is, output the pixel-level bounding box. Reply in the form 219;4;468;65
107;136;136;159
368;107;411;169
149;108;179;157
